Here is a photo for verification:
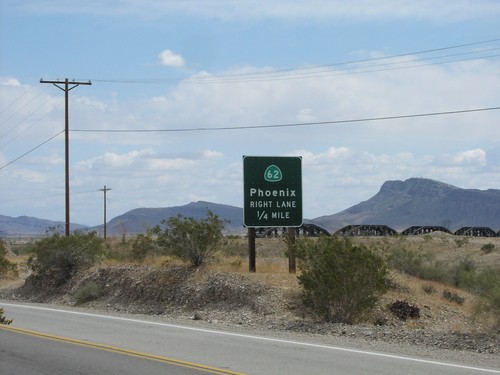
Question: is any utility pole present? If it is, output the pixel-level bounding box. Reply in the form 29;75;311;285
40;78;92;236
99;186;111;240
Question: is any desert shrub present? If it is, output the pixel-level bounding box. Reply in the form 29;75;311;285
422;283;436;294
154;210;227;267
131;232;158;261
386;246;449;283
451;257;476;289
229;258;243;269
423;235;433;242
27;232;105;286
454;237;470;248
0;239;18;277
72;282;104;305
297;236;388;324
0;308;12;325
9;242;32;256
481;243;495;254
105;238;133;261
219;235;247;257
472;267;500;330
442;290;465;305
389;300;420;320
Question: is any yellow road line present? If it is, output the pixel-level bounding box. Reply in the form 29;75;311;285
0;325;247;375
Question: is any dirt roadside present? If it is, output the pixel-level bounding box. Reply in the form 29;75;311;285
1;264;498;369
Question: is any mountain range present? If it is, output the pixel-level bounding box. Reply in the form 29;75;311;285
314;178;500;231
1;178;499;237
0;215;87;237
102;201;244;236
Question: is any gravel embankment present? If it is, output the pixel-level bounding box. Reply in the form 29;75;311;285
1;264;499;369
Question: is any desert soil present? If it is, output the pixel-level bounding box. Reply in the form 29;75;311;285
1;261;499;369
2;234;500;369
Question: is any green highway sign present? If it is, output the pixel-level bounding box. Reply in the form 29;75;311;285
243;156;302;227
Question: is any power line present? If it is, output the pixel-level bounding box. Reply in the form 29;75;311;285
72;105;500;134
0;130;64;171
0;85;50;129
171;52;500;85
181;48;500;84
87;38;500;85
0;97;64;150
89;51;500;85
0;82;48;115
2;106;498;170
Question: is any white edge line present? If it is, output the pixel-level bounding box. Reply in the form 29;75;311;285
2;301;499;374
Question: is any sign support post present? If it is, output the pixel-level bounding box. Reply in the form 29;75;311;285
248;227;256;273
288;227;296;273
243;156;302;273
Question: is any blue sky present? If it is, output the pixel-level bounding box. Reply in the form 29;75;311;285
1;1;500;227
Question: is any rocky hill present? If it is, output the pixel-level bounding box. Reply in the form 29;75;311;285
314;178;500;232
2;178;499;236
98;201;245;236
0;215;87;237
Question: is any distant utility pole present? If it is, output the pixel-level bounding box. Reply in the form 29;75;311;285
40;78;92;236
99;186;111;240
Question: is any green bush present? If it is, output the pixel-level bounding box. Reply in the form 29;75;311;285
72;282;104;305
386;246;449;283
219;236;248;257
105;239;133;261
154;210;227;267
297;236;388;323
422;284;436;294
131;232;158;261
451;257;476;289
0;308;12;325
454;237;470;248
472;267;500;330
27;232;105;287
443;290;465;305
0;239;17;277
481;243;495;254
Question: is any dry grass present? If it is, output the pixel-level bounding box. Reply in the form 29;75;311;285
0;253;28;289
353;233;500;267
379;271;484;332
2;234;499;333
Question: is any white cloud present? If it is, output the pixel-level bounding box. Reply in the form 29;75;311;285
325;147;352;160
76;149;154;170
0;77;21;86
158;49;185;67
142;57;500;156
2;54;499;224
2;140;499;225
203;150;223;159
432;148;488;168
296;108;315;122
452;149;487;166
148;158;196;171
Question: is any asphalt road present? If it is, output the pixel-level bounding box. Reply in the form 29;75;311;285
1;301;499;375
0;326;233;375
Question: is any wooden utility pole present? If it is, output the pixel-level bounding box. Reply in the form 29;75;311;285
99;186;111;240
40;78;92;236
